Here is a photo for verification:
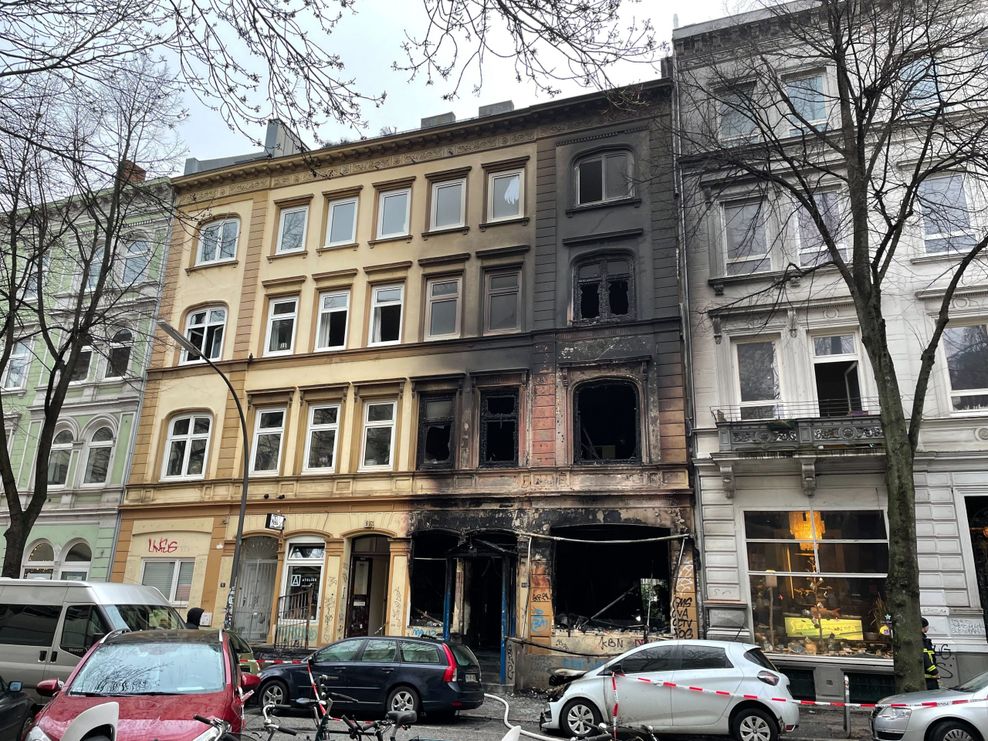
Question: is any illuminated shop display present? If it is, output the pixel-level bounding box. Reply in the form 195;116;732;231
745;510;891;657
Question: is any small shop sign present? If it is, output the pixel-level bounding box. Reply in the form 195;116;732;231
265;513;286;531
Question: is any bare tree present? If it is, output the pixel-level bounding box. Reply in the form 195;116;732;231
676;0;988;691
0;59;180;578
1;0;659;147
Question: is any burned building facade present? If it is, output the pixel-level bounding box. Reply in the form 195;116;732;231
111;78;692;688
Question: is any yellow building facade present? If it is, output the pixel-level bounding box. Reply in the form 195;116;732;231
113;81;694;686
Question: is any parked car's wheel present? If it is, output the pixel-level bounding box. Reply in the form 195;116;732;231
560;698;603;738
931;720;981;741
387;685;420;715
258;679;289;709
731;707;778;741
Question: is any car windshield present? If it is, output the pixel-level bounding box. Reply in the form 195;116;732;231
103;604;185;631
450;644;479;667
70;642;225;696
954;670;988;693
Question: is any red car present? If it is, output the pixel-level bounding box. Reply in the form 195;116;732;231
26;629;260;741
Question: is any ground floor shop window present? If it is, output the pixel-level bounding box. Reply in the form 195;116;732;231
141;559;194;604
746;509;891;658
283;542;324;621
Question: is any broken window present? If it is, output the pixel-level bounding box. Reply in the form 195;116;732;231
574;256;632;322
574;380;639;463
812;334;863;416
418;395;456;469
552;524;670;632
479;390;518;466
409;531;458;629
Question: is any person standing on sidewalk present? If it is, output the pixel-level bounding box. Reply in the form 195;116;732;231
922;618;940;690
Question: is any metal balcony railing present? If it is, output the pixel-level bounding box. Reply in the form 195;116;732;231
712;398;885;453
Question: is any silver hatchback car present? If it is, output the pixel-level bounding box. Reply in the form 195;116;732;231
872;671;988;741
540;639;800;740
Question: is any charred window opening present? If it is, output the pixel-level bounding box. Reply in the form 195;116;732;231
480;390;518;466
418;395;456;469
553;525;670;632
410;531;458;629
575;256;633;322
575;380;640;463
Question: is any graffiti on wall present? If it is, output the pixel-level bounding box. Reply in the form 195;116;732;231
147;538;179;553
672;549;698;639
529;566;553;637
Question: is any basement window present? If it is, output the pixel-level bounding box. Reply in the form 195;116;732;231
574;256;633;322
812;335;863;416
552;524;670;632
418;395;456;469
479;390;518;467
574;380;639;463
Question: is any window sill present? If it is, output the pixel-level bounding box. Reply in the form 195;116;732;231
910;251;983;265
571;316;635;326
709;269;793;295
422;226;470;238
479;217;529;231
482;327;523;336
264;350;296;358
314;345;347;353
267;250;308;262
565;197;641;216
186;259;239;275
368;340;402;348
318;242;359;253
368;234;412;246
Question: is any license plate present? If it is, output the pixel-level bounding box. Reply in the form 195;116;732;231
465;672;479;683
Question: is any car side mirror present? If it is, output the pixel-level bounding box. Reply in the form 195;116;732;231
36;679;62;697
603;662;623;676
241;673;261;691
8;681;22;692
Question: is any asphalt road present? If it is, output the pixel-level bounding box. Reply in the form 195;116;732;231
245;693;552;741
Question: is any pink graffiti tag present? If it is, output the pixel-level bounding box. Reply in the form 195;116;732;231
148;538;178;553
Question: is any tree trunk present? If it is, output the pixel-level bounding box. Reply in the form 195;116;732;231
858;301;925;693
2;515;31;578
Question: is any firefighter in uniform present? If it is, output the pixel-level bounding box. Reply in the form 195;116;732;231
922;617;939;690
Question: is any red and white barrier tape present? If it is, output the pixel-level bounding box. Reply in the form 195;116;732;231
610;673;620;738
258;659;304;666
613;674;984;711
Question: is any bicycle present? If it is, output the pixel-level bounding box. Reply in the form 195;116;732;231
193;703;299;741
574;722;659;741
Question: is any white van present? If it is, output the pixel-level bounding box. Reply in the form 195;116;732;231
0;579;185;700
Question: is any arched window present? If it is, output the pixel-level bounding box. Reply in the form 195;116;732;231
60;541;92;580
574;255;633;322
197;218;239;265
162;414;211;479
48;429;74;486
83;426;114;484
121;237;151;284
23;540;56;579
574;380;640;464
105;329;133;379
575;150;634;206
182;307;226;363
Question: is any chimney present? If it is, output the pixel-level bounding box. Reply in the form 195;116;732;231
119;160;147;184
421;112;456;129
479;101;514;117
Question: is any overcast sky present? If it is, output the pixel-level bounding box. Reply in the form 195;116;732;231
176;0;739;169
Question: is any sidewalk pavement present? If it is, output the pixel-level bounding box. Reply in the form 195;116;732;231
467;692;873;740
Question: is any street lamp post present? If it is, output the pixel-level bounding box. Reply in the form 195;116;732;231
158;320;250;630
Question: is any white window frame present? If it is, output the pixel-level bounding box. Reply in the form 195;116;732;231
796;190;846;267
196;218;240;265
360;400;396;470
810;333;865;415
484;269;522;334
161;414;212;480
303;403;341;473
120;236;152;284
276;205;309;254
104;329;133;379
783;72;828;136
82;426;114;486
48;429;74;488
718;84;757;141
315;290;350;351
723;200;771;276
59;541;92;581
326;197;359;247
282;539;325;623
918;173;973;254
182;307;227;364
264;296;299;356
1;340;30;390
250;407;286;475
734;339;781;420
487;169;524;222
376;188;411;239
424;276;462;340
369;284;404;346
22;540;56;580
69;348;93;384
575;151;634;205
430;179;466;230
942;322;988;414
141;559;195;605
